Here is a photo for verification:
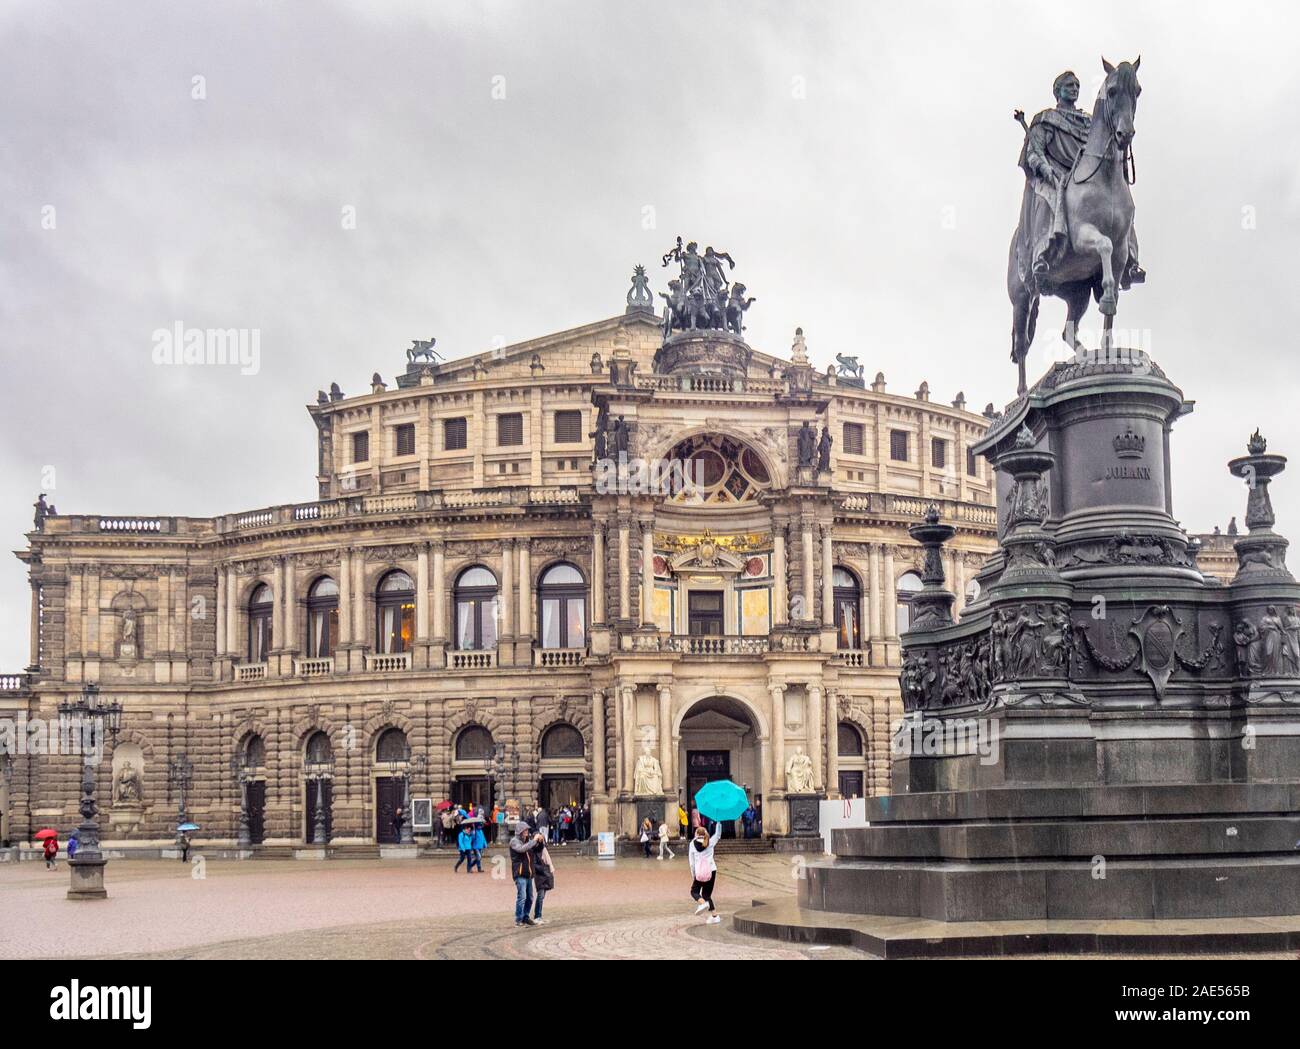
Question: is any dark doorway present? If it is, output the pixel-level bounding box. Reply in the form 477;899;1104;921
376;775;405;843
540;775;584;814
454;776;494;813
304;778;332;843
686;750;735;838
838;771;864;799
688;591;724;636
246;780;266;845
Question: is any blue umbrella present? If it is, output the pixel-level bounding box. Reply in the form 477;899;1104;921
693;780;749;822
177;822;200;832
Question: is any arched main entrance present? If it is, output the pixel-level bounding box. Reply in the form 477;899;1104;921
677;696;763;839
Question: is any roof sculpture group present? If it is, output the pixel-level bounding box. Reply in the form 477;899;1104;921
658;237;755;339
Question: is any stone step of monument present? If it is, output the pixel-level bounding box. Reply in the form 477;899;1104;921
801;853;1300;922
862;782;1300;824
835;814;1300;861
732;898;1300;958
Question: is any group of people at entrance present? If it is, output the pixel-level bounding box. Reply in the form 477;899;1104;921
439;801;591;848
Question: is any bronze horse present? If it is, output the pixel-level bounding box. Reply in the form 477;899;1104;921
1009;58;1142;393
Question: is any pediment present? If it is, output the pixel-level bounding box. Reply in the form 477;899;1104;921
669;545;746;575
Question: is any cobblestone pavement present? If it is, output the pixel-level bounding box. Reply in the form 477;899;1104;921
0;851;867;960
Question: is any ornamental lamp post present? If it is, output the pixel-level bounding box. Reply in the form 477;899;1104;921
305;754;333;846
167;752;194;845
229;753;252;848
404;749;427;846
57;683;123;900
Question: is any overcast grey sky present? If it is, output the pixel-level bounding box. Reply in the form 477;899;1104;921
2;0;1298;668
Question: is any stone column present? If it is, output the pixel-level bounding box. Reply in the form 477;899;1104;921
867;543;882;641
618;517;631;620
500;538;514;640
769;683;786;790
28;580;39;669
283;556;297;653
431;541;446;642
952;550;966;616
820;525;834;627
272;557;285;649
226;567;238;657
592;689;606;796
883;545;897;640
773;526;788;625
352;550;366;648
657;684;672;794
640;517;655;626
156;571;171;655
215;565;227;658
517;541;531;644
592;522;606;624
622;684;636;794
416;544;430;641
801;519;815;622
825;689;840;796
337;549;352;646
808;683;823;789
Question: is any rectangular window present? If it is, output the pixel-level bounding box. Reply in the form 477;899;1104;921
352;431;369;464
554;410;582;443
443;417;467;451
889;430;909;462
497;413;523;446
966;447;978;477
931;437;946;469
394;423;415;457
843;422;864;456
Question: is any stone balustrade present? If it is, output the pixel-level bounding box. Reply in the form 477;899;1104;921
366;652;411;672
666;635;770;656
534;648;585;667
235;663;267;682
447;650;496;670
294;657;334;677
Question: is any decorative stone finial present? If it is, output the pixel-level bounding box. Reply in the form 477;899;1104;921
790;327;808;366
952;391;967;410
1248;429;1267;455
871;371;886;393
915;381;930;402
1014;424;1035;449
371;372;386;394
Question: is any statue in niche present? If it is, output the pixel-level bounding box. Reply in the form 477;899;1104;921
116;760;143;803
633;749;663;796
119;609;138;660
785;747;815;793
816;426;832;473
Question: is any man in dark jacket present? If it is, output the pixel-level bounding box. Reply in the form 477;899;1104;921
510;821;543;927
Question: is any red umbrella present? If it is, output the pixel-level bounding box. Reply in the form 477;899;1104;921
435;800;454;811
33;829;58;840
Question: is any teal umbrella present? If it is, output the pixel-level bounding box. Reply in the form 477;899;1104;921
177;822;200;832
693;780;749;822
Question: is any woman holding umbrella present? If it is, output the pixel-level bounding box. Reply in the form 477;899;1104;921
689;780;748;924
37;829;58;870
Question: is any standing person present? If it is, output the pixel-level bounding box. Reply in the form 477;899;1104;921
455;823;474;872
510;822;543;927
640;817;655;858
536;806;550;844
179;832;191;863
677;799;689;840
580;800;591;841
391;806;405;845
495;804;507;845
490;803;500;844
741;802;758;839
689;821;723;924
532;835;555;925
657;820;675;860
470;822;487;872
66;833;79;861
43;833;58;870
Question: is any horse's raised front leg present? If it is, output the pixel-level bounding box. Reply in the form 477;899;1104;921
1074;222;1117;315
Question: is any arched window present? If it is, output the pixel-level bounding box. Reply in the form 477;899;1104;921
375;727;408;764
538;563;586;649
896;572;923;634
455;724;494;761
305;730;333;767
454;567;498;652
243;734;266;767
376;570;415;654
307;576;339;658
832;566;861;650
837;722;864;756
540;723;585;759
248;584;273;662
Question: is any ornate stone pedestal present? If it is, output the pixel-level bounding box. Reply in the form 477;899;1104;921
745;354;1300;953
785;793;823;837
66;856;108;900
